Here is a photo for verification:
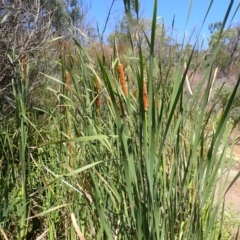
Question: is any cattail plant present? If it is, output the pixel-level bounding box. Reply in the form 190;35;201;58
117;63;128;96
21;55;27;82
65;71;71;91
143;80;148;111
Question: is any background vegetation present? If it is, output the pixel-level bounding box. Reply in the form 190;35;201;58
1;0;240;239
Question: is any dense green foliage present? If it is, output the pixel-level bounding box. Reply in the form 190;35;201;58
0;0;240;239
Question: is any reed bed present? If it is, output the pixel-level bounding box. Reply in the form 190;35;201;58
0;0;240;239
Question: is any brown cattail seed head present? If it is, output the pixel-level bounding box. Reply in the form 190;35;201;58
143;80;148;111
21;55;27;82
65;71;71;91
117;63;128;96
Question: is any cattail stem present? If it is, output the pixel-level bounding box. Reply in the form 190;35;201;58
117;63;128;96
65;71;72;163
67;122;73;162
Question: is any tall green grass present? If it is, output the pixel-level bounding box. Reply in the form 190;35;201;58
1;0;240;239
